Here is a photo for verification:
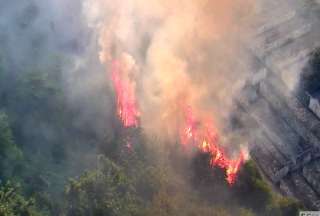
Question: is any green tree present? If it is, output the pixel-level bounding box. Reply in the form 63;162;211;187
65;156;143;216
0;182;43;216
0;111;22;180
234;160;302;216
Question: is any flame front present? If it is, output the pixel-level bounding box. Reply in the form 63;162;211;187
92;0;252;186
180;106;245;185
109;60;245;184
111;60;139;128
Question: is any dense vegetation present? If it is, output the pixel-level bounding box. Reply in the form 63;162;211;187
0;22;305;216
0;63;303;215
0;1;309;215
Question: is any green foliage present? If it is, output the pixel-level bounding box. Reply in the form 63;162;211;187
0;111;22;179
16;70;61;107
239;208;255;216
235;161;273;211
0;53;306;216
234;160;302;216
266;195;303;216
144;187;231;216
65;156;143;216
64;153;238;216
0;112;20;157
0;182;43;216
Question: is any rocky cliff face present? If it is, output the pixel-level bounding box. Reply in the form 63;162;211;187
241;0;320;210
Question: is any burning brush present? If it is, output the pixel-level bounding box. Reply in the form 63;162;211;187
180;106;245;185
109;59;245;185
91;0;253;187
111;58;140;128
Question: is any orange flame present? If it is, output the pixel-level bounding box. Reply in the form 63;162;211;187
109;60;244;184
111;60;139;128
180;106;245;185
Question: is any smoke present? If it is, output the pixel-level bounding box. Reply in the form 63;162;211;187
1;0;315;202
252;0;320;92
0;0;313;166
84;0;256;151
0;0;118;188
0;0;120;140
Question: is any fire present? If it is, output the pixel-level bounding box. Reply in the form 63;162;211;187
181;106;245;185
180;106;198;146
109;61;244;184
110;60;139;128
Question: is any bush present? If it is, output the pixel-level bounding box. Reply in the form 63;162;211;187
0;182;44;216
64;156;143;216
0;111;23;180
234;160;302;216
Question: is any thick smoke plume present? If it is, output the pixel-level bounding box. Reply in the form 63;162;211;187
84;0;256;152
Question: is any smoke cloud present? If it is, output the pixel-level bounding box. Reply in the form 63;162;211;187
0;0;316;210
84;0;256;151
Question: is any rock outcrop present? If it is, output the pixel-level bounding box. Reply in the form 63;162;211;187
241;0;320;210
